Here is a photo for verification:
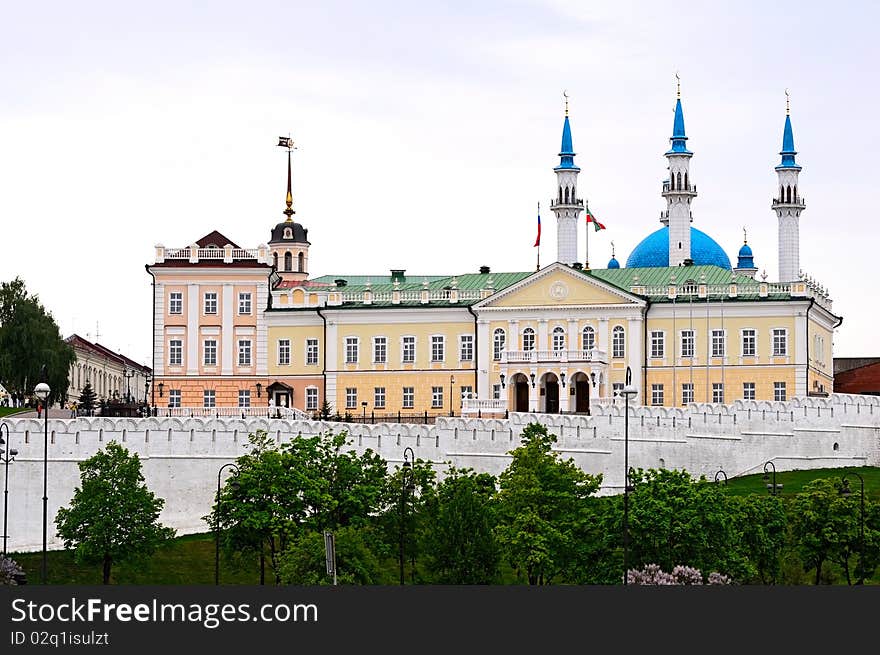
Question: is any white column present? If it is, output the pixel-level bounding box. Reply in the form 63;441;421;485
325;317;338;411
567;319;578;355
153;282;165;377
476;319;490;399
537;319;548;352
255;280;269;376
186;283;199;375
795;308;808;396
597;316;608;353
529;376;538;412
627;316;643;399
560;369;570;412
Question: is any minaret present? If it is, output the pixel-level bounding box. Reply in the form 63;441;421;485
773;91;805;283
661;75;697;267
550;92;583;265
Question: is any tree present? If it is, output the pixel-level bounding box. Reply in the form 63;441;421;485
732;495;788;584
78;383;97;416
0;278;75;404
277;525;388;585
54;441;175;583
494;422;601;584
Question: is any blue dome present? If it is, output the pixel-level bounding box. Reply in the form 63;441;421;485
737;242;755;269
738;243;753;257
625;226;732;269
607;257;620;269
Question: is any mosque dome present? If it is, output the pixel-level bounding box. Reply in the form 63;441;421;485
736;241;755;269
625;226;731;269
738;243;753;258
607;257;620;269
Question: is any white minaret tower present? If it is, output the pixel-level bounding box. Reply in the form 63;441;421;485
661;76;696;267
550;93;582;265
773;91;805;283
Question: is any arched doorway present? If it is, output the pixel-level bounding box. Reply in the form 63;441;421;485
541;372;560;414
570;372;590;414
510;373;530;413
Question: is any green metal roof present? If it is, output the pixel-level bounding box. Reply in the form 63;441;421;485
589;265;755;288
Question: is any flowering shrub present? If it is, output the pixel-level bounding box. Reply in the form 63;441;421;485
0;555;25;585
626;563;731;585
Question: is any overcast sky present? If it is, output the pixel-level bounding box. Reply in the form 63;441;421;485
1;1;876;365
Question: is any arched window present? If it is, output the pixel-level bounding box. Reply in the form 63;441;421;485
582;326;595;353
298;252;304;272
284;251;292;271
273;252;278;268
522;327;535;351
558;186;563;203
676;171;682;189
552;326;565;352
283;227;292;239
493;328;506;361
793;185;798;202
780;185;785;201
564;187;569;204
786;185;792;203
684;171;688;190
612;326;625;358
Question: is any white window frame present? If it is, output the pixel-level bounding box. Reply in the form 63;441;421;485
168;389;181;408
402;386;414;409
460;385;473;404
492;384;501;400
743;382;756;401
650;330;665;359
169;291;183;315
681;382;694;405
493;328;506;361
431;386;444;408
203;292;218;315
431;335;445;363
238;389;251;408
168;339;183;366
774;381;787;402
345;337;359;364
651;383;664;406
551;326;565;352
582;326;595;353
680;329;695;359
401;336;416;364
741;328;757;357
612;382;624;396
238;339;252;367
522;327;535;352
203;389;216;408
712;383;724;404
772;328;788;357
345;387;357;409
711;329;726;358
305;387;319;411
374;386;386;409
459;334;473;362
238;292;252;315
612;326;625;358
203;339;217;366
278;339;291;366
306;338;319;365
373;336;387;364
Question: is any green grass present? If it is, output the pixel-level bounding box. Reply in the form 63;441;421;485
722;466;880;498
0;407;28;418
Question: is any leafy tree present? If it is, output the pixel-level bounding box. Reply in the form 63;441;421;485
78;383;97;416
277;525;388;585
0;278;75;404
54;441;175;583
315;400;332;420
732;495;787;584
494;422;601;584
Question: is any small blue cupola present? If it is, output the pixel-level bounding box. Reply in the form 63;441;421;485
737;242;754;269
555;113;580;171
607;241;620;268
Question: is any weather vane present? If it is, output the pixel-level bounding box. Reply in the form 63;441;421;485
277;134;296;219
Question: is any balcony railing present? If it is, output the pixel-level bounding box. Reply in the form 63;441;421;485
462;398;507;413
500;348;607;364
154;406;310;420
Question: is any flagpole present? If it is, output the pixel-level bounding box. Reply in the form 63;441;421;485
536;201;541;271
585;205;590;269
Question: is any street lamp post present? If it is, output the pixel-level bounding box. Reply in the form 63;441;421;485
34;369;51;585
399;446;415;585
620;366;638;586
840;470;866;584
714;469;728;484
215;462;240;585
1;423;18;557
123;368;134;403
361;401;367;424
763;461;782;496
449;375;455;417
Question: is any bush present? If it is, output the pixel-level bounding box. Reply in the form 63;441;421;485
626;563;732;585
1;555;25;585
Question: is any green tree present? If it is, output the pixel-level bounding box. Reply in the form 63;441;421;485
277;525;388;585
54;441;175;584
78;383;97;416
0;278;75;404
494;422;601;585
732;494;787;584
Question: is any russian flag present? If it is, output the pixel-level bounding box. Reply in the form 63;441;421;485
534;210;541;247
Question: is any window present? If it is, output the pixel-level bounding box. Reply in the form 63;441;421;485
203;339;217;366
742;329;756;357
402;336;416;363
305;388;318;411
169;339;183;366
460;385;473;404
680;330;695;358
681;383;694;405
582;326;595;353
712;383;724;404
278;339;290;365
612;382;624;396
523;328;535;351
460;335;473;361
345;388;357;409
168;389;181;408
552;326;565;352
373;337;387;363
306;338;319;365
402;387;414;409
374;387;386;409
492;384;501;400
650;331;665;359
238;339;252;366
651;384;664;406
238;389;251;408
711;330;725;358
345;337;359;364
772;329;787;356
743;382;756;401
493;328;506;361
204;292;218;315
612;326;625;358
238;292;252;315
431;386;444;408
431;335;445;362
774;381;787;401
284;251;292;271
169;292;183;315
203;390;216;408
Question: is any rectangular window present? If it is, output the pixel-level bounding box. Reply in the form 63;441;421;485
203;390;216;408
460;335;473;361
772;329;787;356
238;339;252;366
345;337;359;364
681;382;694;405
374;387;386;409
711;330;725;358
494;330;506;360
345;387;357;409
306;339;319;365
402;336;416;363
774;381;787;402
168;389;181;408
650;331;665;359
523;330;535;352
278;339;290;365
712;383;724;404
742;329;756;357
460;385;473;406
612;328;625;358
238;389;251;408
373;337;387;364
169;292;183;315
169;339;183;366
651;383;664;406
238;292;252;315
431;386;444;408
431;336;445;362
680;330;695;358
203;339;217;366
612;382;624;397
305;388;318;411
492;384;501;400
743;382;756;401
204;292;217;315
402;387;414;409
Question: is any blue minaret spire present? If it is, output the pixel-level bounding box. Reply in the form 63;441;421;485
555;97;580;171
551;91;583;265
773;90;805;282
661;73;696;266
666;75;692;155
776;92;801;171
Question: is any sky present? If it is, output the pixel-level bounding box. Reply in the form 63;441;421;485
1;0;877;365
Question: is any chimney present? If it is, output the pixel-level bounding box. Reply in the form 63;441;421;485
479;265;490;274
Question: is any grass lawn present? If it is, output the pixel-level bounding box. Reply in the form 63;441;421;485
0;407;28;418
722;466;880;498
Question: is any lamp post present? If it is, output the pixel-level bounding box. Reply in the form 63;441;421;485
449;375;455;417
840;470;866;584
763;461;782;496
1;423;18;557
144;373;151;406
34;369;51;585
361;401;367;424
123;368;134;403
215;462;240;585
620;366;638;585
399;446;415;585
714;469;728;484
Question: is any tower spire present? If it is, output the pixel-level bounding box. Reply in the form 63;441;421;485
661;75;696;266
564;89;569;116
551;94;582;265
277;136;296;222
773;91;805;282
